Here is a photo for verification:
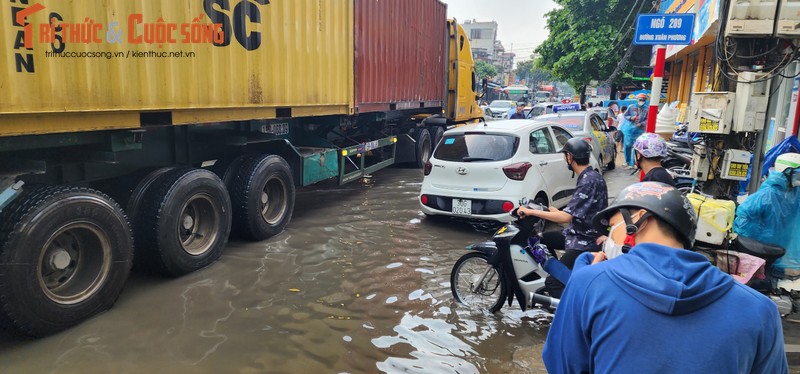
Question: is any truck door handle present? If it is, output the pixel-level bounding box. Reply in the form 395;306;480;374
539;161;548;166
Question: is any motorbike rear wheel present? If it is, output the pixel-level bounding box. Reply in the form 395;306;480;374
451;252;506;313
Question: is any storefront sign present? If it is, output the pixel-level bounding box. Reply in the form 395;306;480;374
634;14;696;45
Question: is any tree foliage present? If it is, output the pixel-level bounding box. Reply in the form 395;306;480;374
529;61;554;90
535;0;645;95
514;60;534;80
476;61;498;80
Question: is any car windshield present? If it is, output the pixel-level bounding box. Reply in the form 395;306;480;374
541;115;584;131
489;101;514;109
528;106;546;118
434;133;519;162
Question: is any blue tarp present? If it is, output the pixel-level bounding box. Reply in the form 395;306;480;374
761;136;800;178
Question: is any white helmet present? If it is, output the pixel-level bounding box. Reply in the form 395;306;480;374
775;153;800;172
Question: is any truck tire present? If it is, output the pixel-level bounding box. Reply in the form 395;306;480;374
0;186;133;337
430;126;444;152
210;156;247;187
415;128;432;169
125;167;176;220
230;155;295;241
131;168;232;276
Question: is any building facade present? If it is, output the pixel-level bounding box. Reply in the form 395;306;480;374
462;20;498;60
659;0;799;152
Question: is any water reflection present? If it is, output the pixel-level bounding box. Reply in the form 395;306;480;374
373;312;480;373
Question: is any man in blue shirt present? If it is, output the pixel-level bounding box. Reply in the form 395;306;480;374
543;182;788;374
518;138;608;297
509;102;527;119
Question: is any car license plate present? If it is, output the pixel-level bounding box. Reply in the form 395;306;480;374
452;199;472;215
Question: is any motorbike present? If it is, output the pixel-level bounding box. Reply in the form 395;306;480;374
725;236;786;293
663;146;695;192
663;123;703;192
450;199;560;313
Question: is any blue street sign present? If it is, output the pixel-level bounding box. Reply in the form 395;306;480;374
634;13;695;45
553;103;581;113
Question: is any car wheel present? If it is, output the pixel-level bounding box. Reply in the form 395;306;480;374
607;150;616;171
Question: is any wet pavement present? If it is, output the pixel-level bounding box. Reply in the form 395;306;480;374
0;163;638;373
27;160;800;373
3;155;797;372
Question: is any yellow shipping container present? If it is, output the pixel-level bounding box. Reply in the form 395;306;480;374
0;0;354;136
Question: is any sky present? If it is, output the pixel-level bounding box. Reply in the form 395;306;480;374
442;0;559;64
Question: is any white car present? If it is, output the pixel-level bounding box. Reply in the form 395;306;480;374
485;100;515;119
419;120;600;222
536;109;617;171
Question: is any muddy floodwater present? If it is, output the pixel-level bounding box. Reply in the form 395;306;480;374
0;169;555;373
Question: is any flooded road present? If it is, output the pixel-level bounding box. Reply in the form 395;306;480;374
0;168;562;373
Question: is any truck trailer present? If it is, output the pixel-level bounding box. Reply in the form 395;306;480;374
0;0;483;336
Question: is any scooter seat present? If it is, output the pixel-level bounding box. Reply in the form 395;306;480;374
733;236;786;261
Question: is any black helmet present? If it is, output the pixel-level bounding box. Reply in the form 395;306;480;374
559;138;592;161
592;182;698;249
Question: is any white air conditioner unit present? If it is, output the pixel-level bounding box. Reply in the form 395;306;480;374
726;0;779;36
777;0;800;37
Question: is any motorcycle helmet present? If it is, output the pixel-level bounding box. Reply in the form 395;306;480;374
636;93;648;101
559;138;592;161
593;182;698;250
633;133;668;158
775;153;800;173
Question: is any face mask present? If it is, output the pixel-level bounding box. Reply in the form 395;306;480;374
638;100;645;106
565;156;574;172
603;222;626;259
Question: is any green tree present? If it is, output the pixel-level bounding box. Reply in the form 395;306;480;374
529;60;554;90
514;60;534;82
535;0;648;102
476;61;498;80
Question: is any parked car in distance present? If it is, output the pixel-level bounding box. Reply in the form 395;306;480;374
485;100;516;119
536;106;616;171
419;120;600;222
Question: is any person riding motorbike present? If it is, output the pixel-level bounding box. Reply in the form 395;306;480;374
634;133;675;186
517;138;608;298
542;182;788;373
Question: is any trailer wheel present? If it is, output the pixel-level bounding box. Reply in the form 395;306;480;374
230;155;295;241
210;156;247;187
125;167;176;220
415;129;432;168
131;168;231;276
0;186;133;337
